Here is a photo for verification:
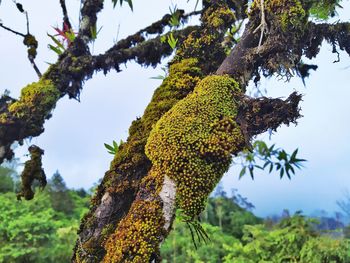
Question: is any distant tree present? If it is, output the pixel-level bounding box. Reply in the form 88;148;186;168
0;166;15;193
47;170;75;215
337;190;350;218
224;214;350;263
231;188;255;211
213;182;227;198
75;188;88;198
161;218;238;263
0;187;91;263
203;192;262;238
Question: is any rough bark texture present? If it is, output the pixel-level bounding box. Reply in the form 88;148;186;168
1;0;350;262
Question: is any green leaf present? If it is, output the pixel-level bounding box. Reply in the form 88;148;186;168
280;168;284;178
112;0;133;11
167;32;178;50
249;166;254;180
239;167;246;179
47;34;64;50
150;75;165;80
263;161;270;169
126;0;133;11
160;35;167;43
278;150;287;161
291;148;298;161
65;30;76;43
113;140;119;150
48;44;63;55
169;6;180;27
90;25;102;40
104;143;115;152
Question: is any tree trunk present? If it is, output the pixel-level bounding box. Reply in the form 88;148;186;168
73;1;309;261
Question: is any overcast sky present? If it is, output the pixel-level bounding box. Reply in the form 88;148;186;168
1;0;350;217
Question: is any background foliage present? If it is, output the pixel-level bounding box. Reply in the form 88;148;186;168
1;165;349;262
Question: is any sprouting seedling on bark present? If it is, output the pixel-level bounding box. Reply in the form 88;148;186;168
104;140;123;155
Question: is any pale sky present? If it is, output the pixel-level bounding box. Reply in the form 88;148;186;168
1;0;350;217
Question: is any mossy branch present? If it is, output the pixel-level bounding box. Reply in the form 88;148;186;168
17;145;46;201
112;9;201;50
237;92;302;138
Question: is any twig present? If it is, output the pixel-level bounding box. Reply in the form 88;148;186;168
28;57;42;78
0;23;26;37
59;0;72;29
253;0;268;52
112;9;202;50
25;11;29;34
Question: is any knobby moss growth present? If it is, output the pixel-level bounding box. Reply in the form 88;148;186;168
146;75;246;218
103;169;165;263
17;145;46;200
75;2;238;261
23;34;38;59
8;79;60;119
0;79;60;137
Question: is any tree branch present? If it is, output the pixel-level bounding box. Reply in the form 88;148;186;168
78;0;104;43
304;22;350;59
112;9;202;50
0;23;26;37
236;92;302;138
59;0;72;29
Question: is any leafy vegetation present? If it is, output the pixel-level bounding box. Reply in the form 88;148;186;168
237;140;306;179
1;166;349;262
223;214;350;263
0;168;90;263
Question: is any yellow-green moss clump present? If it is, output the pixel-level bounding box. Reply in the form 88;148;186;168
251;0;307;32
103;199;165;262
146;75;246;218
103;166;166;262
8;79;60;120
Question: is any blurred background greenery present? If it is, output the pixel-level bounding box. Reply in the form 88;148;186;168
1;161;350;262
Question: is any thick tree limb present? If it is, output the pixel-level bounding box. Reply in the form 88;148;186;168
73;2;235;261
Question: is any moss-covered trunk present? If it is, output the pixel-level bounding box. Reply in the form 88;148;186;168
73;2;237;261
72;1;312;262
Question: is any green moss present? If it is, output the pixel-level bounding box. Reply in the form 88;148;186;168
81;3;238;261
8;79;60;119
103;198;165;262
202;5;236;28
251;0;307;32
174;4;235;71
23;34;38;58
17;145;46;200
146;76;245;218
